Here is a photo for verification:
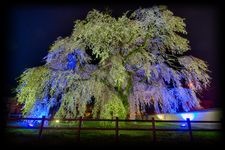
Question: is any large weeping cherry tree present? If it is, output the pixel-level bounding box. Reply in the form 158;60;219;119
16;6;211;122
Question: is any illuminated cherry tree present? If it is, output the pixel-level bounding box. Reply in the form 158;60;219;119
16;6;210;121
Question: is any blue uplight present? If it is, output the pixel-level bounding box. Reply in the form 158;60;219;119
180;112;197;121
180;123;186;127
25;98;50;126
28;123;34;127
67;53;77;70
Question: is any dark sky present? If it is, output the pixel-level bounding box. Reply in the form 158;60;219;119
2;1;223;108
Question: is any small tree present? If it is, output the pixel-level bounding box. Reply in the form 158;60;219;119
16;6;210;121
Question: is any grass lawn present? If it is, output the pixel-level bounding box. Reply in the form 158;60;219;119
4;120;223;147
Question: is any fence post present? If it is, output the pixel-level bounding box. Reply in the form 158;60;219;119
152;117;156;142
77;116;82;142
115;117;119;143
186;118;193;142
38;116;45;139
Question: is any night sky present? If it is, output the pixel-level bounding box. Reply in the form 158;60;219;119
2;1;223;108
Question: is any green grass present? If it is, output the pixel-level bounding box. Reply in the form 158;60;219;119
5;121;223;146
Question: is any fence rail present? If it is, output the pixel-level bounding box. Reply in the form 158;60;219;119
6;116;222;142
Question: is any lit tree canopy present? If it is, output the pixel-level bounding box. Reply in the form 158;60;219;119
16;6;211;120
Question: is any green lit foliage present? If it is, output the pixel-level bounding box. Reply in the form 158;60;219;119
100;94;127;119
16;66;50;114
178;56;211;91
131;6;189;54
72;10;143;63
16;6;211;120
106;55;129;89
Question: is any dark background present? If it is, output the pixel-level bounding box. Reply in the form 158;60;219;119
2;0;223;112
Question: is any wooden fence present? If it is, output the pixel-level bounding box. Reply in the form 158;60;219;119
7;116;222;142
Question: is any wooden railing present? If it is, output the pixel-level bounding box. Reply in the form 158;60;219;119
7;116;222;142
